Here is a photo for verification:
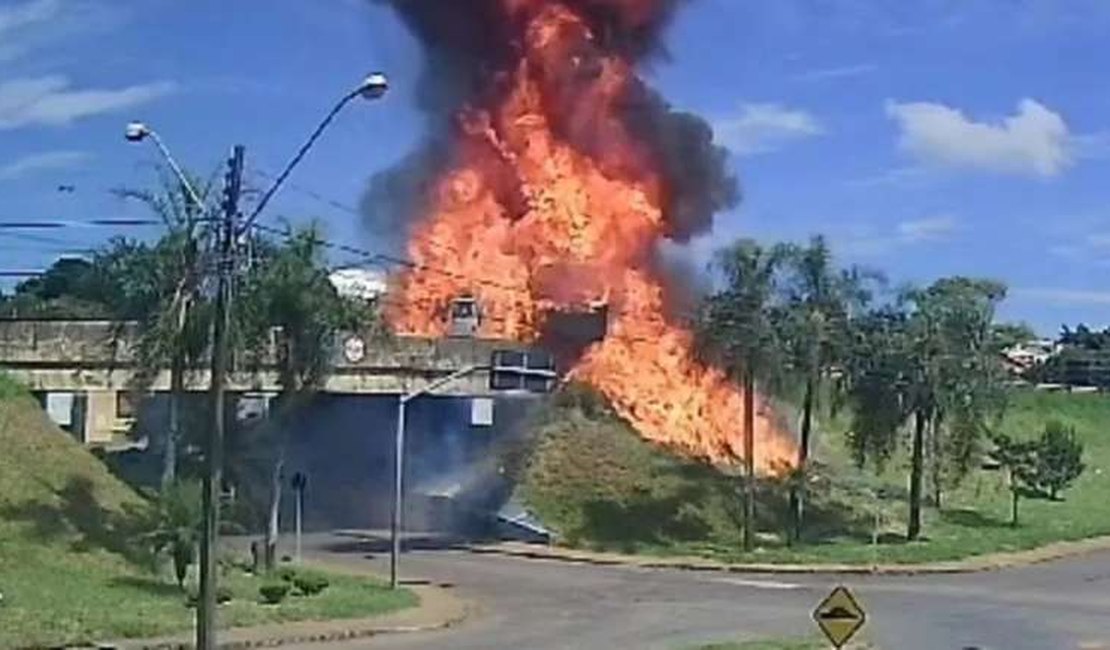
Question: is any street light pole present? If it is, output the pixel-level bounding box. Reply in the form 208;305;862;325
240;72;389;235
125;122;205;210
390;395;408;590
390;364;486;590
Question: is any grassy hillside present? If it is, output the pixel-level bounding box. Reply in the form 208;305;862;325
521;385;1110;564
0;375;159;646
518;387;864;555
0;374;414;648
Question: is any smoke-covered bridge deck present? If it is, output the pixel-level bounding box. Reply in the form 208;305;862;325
0;319;534;397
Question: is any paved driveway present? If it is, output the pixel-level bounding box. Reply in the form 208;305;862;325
291;532;1110;650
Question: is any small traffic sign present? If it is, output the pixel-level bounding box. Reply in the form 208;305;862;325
812;585;866;648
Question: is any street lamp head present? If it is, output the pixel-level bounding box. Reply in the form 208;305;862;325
125;121;151;142
358;72;389;100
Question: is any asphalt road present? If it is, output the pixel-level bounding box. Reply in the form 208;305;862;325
295;532;1110;650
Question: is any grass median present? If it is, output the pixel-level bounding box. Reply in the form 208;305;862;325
693;638;874;650
0;378;415;649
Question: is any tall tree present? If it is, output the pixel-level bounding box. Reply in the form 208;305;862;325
778;236;875;541
842;306;911;471
114;172;216;487
908;277;1007;515
698;238;791;551
237;224;381;568
845;278;1006;540
1;257;113;318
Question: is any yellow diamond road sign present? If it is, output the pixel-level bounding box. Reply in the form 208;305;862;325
812;585;866;648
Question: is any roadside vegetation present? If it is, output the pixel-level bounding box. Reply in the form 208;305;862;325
0;359;411;649
694;639;873;650
522;382;1107;566
520;235;1105;566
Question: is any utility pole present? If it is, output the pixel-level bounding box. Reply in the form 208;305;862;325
197;145;244;650
743;369;756;552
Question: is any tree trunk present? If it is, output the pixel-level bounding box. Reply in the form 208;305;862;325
1010;471;1020;527
162;351;185;488
743;368;756;552
264;447;285;571
930;411;943;510
790;369;816;543
908;409;926;540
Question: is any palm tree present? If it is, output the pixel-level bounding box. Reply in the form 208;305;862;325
112;172;216;487
779;236;875;541
699;238;790;551
145;480;203;588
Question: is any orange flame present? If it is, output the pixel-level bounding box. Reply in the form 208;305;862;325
388;0;796;473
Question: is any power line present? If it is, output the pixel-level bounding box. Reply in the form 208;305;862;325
0;219;163;229
0;229;97;250
246;222;525;293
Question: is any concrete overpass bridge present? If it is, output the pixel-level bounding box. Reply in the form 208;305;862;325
0;319;537;446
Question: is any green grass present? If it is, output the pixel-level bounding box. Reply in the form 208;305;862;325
692;638;868;650
519;392;863;555
695;640;820;650
0;381;414;649
522;387;1110;566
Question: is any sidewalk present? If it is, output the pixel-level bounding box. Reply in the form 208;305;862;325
470;534;1110;575
108;582;468;650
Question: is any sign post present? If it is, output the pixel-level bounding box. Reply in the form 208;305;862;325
291;472;307;563
812;585;866;649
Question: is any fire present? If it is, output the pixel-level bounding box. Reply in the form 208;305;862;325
387;0;796;472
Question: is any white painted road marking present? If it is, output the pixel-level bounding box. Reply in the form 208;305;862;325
714;577;804;590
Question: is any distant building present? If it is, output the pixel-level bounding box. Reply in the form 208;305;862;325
1002;339;1059;375
329;268;388;303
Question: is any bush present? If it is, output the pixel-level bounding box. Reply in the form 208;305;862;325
1036;421;1086;500
293;573;330;596
146;482;203;588
218;553;252;576
259;581;291;605
184;585;234;608
275;566;298;582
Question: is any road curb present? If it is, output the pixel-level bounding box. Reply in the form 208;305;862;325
98;584;469;650
471;534;1110;576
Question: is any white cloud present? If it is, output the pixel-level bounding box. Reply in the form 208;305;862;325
0;0;61;61
1011;288;1110;306
0;150;90;181
794;63;877;81
846;165;932;189
0;75;176;130
1085;233;1110;249
1048;244;1081;259
0;0;58;37
897;214;957;242
885;98;1072;177
837;214;960;258
714;102;823;155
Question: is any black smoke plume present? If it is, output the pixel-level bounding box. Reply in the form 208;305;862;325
362;0;738;248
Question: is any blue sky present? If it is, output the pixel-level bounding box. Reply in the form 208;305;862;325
3;0;1110;334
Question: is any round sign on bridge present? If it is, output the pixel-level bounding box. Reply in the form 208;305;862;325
343;336;366;363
